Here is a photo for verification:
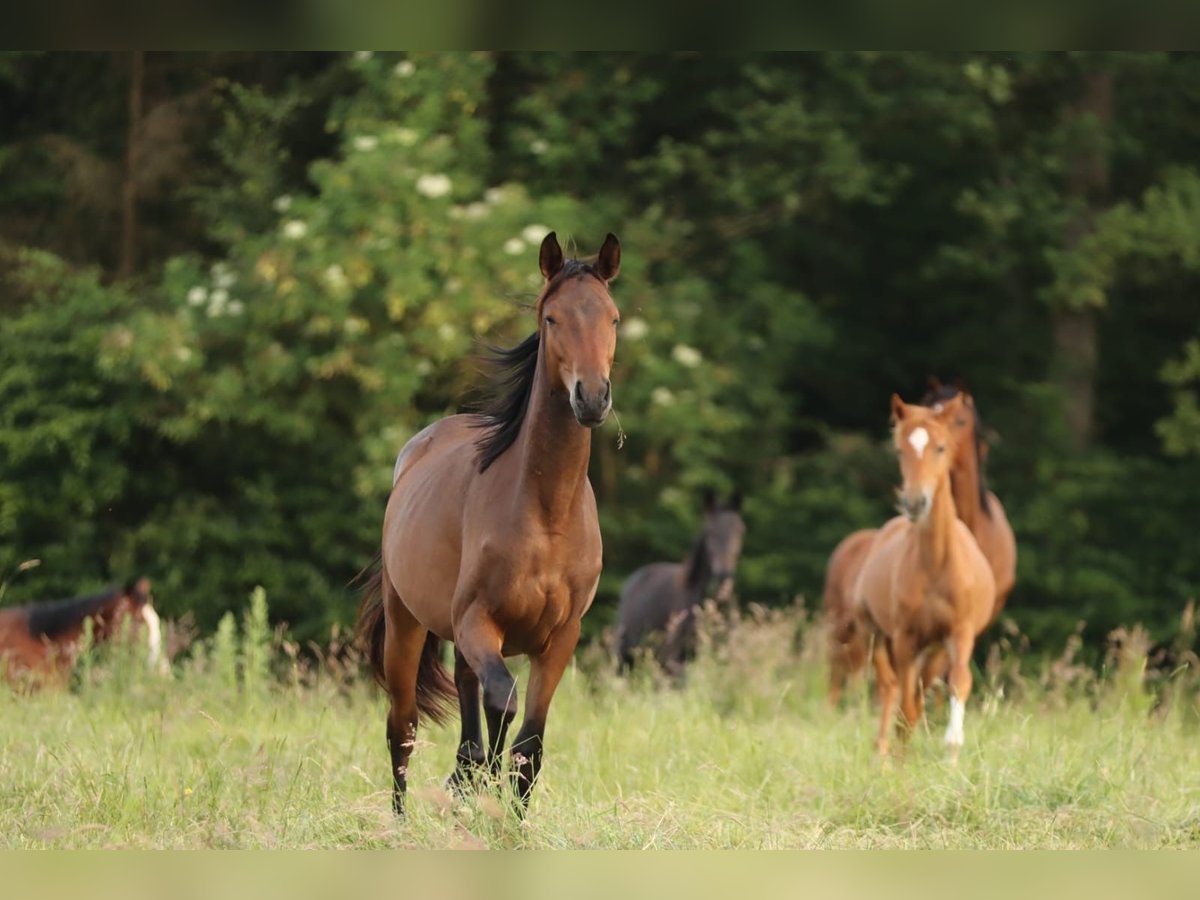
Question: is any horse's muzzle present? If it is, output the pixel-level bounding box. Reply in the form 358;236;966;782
899;492;929;522
571;378;612;428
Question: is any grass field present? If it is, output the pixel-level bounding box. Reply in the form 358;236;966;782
1;596;1198;849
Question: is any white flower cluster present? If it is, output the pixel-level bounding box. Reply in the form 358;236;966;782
621;317;649;340
671;344;702;368
416;173;453;199
185;262;245;318
323;264;349;292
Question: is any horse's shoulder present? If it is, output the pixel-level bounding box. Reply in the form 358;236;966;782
392;415;477;485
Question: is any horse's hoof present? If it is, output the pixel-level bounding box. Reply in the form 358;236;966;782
445;771;471;797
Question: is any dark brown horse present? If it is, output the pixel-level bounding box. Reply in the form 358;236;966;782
0;577;162;686
357;232;621;815
614;491;745;674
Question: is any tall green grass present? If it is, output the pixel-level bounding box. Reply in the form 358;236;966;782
0;594;1197;848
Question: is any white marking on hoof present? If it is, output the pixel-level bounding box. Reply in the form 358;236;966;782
908;426;929;458
944;696;965;748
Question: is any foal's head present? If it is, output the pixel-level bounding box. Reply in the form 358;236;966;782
890;394;963;523
701;491;746;600
536;232;621;428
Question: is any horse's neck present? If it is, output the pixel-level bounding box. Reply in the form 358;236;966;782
681;537;711;604
918;475;958;572
950;437;985;534
514;353;593;525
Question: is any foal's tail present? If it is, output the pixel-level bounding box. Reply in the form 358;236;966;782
355;553;458;727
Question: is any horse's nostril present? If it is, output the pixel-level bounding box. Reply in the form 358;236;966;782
574;381;584;402
603;380;612;403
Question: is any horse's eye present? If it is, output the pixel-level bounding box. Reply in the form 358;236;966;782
937;444;946;454
613;318;620;327
545;316;557;326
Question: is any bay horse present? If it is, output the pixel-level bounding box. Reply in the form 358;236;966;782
854;395;994;757
0;577;163;686
357;232;621;815
613;491;745;674
825;382;1016;704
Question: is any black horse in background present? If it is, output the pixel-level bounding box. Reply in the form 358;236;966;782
614;491;746;674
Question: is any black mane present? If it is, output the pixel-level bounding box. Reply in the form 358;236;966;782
22;585;125;639
471;259;606;473
922;383;991;517
473;331;541;472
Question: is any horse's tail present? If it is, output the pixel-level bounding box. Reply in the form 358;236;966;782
355;553;457;727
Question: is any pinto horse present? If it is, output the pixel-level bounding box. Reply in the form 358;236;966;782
825;384;1015;704
357;232;621;815
613;491;745;674
854;395;994;757
0;577;163;685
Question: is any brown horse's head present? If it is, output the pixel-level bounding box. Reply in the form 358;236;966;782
536;232;621;428
922;378;992;515
890;393;963;523
105;577;164;668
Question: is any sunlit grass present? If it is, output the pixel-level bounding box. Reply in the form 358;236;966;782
1;600;1198;848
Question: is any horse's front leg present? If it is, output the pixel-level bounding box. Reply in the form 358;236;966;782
943;629;976;762
510;619;581;810
455;606;518;778
872;637;899;757
446;646;486;793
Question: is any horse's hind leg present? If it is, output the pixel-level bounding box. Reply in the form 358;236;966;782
455;608;517;776
447;646;485;792
511;619;581;809
382;590;428;816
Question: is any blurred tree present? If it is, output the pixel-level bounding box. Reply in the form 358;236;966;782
1;52;1198;651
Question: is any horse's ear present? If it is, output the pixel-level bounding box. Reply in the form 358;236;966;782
728;490;743;512
128;576;151;601
702;488;716;513
540;232;564;281
890;393;907;422
938;393;966;419
596;233;620;282
927;375;942;393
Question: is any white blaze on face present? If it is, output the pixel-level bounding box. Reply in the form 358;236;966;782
908;426;930;459
140;603;166;673
944;696;965;748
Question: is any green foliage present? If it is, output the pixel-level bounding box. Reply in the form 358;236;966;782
2;52;1199;655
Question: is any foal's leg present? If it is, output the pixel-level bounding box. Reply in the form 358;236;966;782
510;620;581;809
943;630;976;761
456;609;518;777
872;638;899;756
446;647;485;792
382;594;428;816
897;647;924;742
920;646;950;708
828;623;851;707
